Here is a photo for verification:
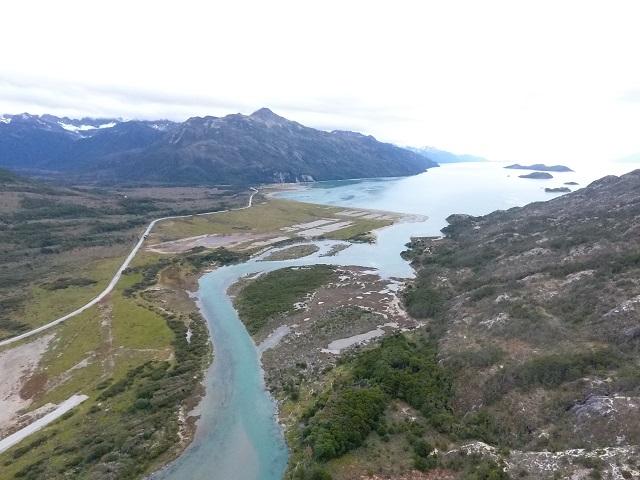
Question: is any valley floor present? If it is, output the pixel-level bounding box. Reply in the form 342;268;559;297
3;171;640;480
0;195;400;479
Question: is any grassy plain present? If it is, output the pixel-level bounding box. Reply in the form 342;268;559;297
152;198;392;244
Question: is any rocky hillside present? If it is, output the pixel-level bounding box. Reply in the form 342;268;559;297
0;109;436;185
401;169;640;478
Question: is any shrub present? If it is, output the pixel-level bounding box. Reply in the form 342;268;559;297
403;284;444;318
305;387;386;460
236;265;335;334
352;335;453;426
485;348;623;402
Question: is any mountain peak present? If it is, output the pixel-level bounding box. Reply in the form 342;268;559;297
249;108;289;125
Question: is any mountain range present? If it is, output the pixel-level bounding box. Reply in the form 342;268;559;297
407;146;486;163
0;109;438;185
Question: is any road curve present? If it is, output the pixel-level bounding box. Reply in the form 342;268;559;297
0;188;259;348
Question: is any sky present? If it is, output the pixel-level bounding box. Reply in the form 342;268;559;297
2;0;640;165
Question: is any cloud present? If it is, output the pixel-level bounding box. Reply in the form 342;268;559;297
619;89;640;103
3;0;640;165
0;73;416;143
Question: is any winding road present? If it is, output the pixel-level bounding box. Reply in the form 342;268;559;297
0;187;258;348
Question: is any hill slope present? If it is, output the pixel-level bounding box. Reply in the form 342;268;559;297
401;169;640;477
0;109;437;184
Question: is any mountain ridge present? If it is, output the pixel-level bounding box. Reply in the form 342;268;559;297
0;109;437;185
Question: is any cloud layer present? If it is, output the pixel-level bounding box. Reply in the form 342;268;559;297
2;0;640;165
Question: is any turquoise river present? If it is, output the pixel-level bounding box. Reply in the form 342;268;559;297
153;161;634;480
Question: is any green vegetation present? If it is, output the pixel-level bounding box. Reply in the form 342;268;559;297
153;199;392;244
1;311;209;480
17;257;122;331
305;387;387;460
397;172;640;475
111;292;173;350
182;246;248;269
403;281;445;319
262;244;320;261
446;345;505;370
485;348;623;402
408;452;510;480
154;199;339;240
289;334;455;477
122;247;247;297
15;196;102;221
351;335;452;426
0;178;246;339
235;265;336;335
41;277;97;291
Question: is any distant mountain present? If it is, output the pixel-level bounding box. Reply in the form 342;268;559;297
0;113;173;171
407;146;486;164
505;163;573;172
0;109;437;185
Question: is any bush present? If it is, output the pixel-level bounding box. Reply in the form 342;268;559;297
41;277;97;291
236;265;335;334
403;284;444;318
305;387;386;460
352;335;453;427
462;459;510;480
184;247;248;269
292;464;333;480
485;348;623;402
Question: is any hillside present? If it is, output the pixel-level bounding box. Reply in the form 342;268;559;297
0;110;437;185
400;169;640;478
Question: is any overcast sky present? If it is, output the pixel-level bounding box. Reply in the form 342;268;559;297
2;0;640;164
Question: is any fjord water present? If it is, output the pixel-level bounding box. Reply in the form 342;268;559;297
156;162;638;480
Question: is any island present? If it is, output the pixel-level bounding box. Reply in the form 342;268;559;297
506;163;574;172
564;181;579;185
519;172;554;179
545;187;571;193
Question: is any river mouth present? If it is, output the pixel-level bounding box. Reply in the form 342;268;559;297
153;238;420;480
154;162;606;480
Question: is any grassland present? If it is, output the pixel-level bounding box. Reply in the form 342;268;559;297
0;252;209;479
152;198;392;244
0;174;248;339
